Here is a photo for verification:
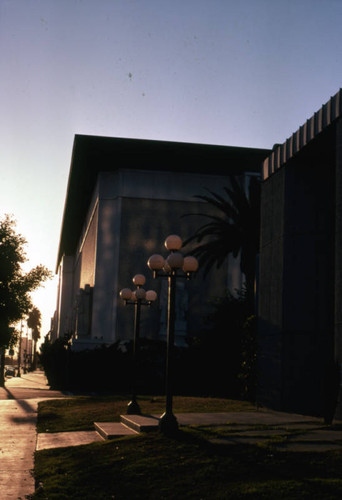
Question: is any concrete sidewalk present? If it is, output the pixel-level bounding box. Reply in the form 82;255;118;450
94;410;342;453
0;371;66;401
0;371;66;500
37;406;342;453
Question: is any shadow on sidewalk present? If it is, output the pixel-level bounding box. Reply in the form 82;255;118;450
3;386;38;416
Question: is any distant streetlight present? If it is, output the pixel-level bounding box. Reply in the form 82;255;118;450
120;274;157;415
147;235;198;434
17;321;23;377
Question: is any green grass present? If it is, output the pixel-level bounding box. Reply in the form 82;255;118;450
33;396;342;499
33;430;342;499
37;394;255;433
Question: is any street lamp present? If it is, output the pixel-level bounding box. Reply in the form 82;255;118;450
120;274;157;415
17;321;23;377
147;235;199;434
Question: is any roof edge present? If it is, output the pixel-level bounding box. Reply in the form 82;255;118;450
262;88;342;180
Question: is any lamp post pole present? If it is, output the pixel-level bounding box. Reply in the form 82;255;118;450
17;321;22;377
120;275;157;415
148;234;198;434
128;296;141;415
160;271;178;432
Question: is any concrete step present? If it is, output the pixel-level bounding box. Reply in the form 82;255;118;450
94;421;138;439
120;414;160;433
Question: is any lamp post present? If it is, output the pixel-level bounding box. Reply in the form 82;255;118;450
147;235;199;434
17;321;22;377
120;274;157;415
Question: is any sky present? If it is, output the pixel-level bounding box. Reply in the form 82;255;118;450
1;0;342;340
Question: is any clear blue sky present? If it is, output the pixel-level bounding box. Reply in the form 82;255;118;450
1;0;342;337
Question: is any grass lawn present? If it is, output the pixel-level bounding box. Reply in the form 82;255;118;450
32;396;342;499
36;394;255;433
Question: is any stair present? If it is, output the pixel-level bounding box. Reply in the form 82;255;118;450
121;414;160;433
94;414;160;440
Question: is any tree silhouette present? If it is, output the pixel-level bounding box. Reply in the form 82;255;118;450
27;306;41;370
0;215;51;385
183;175;260;309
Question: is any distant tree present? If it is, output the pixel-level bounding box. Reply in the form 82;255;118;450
0;215;51;385
27;306;42;370
183;175;260;310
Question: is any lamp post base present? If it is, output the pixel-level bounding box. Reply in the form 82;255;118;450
159;411;179;434
127;399;141;415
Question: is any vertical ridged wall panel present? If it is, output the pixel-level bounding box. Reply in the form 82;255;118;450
262;89;342;180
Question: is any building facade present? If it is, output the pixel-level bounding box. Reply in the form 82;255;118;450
258;89;342;419
54;135;269;350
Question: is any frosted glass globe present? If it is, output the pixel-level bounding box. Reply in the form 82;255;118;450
133;274;146;286
146;290;157;302
135;288;146;300
183;256;199;273
166;251;184;269
164;234;182;251
120;288;132;300
147;254;165;270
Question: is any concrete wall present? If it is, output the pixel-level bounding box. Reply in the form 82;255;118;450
258;166;285;409
91;196;122;344
334;120;342;418
63;167;247;348
56;255;75;339
115;196;229;344
283;155;335;415
97;168;238;345
258;138;336;416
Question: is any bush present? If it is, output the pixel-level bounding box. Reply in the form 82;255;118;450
39;289;257;400
239;315;257;401
39;336;167;394
185;289;257;400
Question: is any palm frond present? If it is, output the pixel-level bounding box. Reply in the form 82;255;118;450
223;177;250;219
182;175;260;286
183;220;240;248
192;192;239;221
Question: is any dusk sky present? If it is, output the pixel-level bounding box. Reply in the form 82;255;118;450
1;0;342;337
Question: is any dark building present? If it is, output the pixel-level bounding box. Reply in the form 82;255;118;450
258;89;342;419
54;135;270;350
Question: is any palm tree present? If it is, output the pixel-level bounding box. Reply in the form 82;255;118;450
183;175;260;309
27;306;41;370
